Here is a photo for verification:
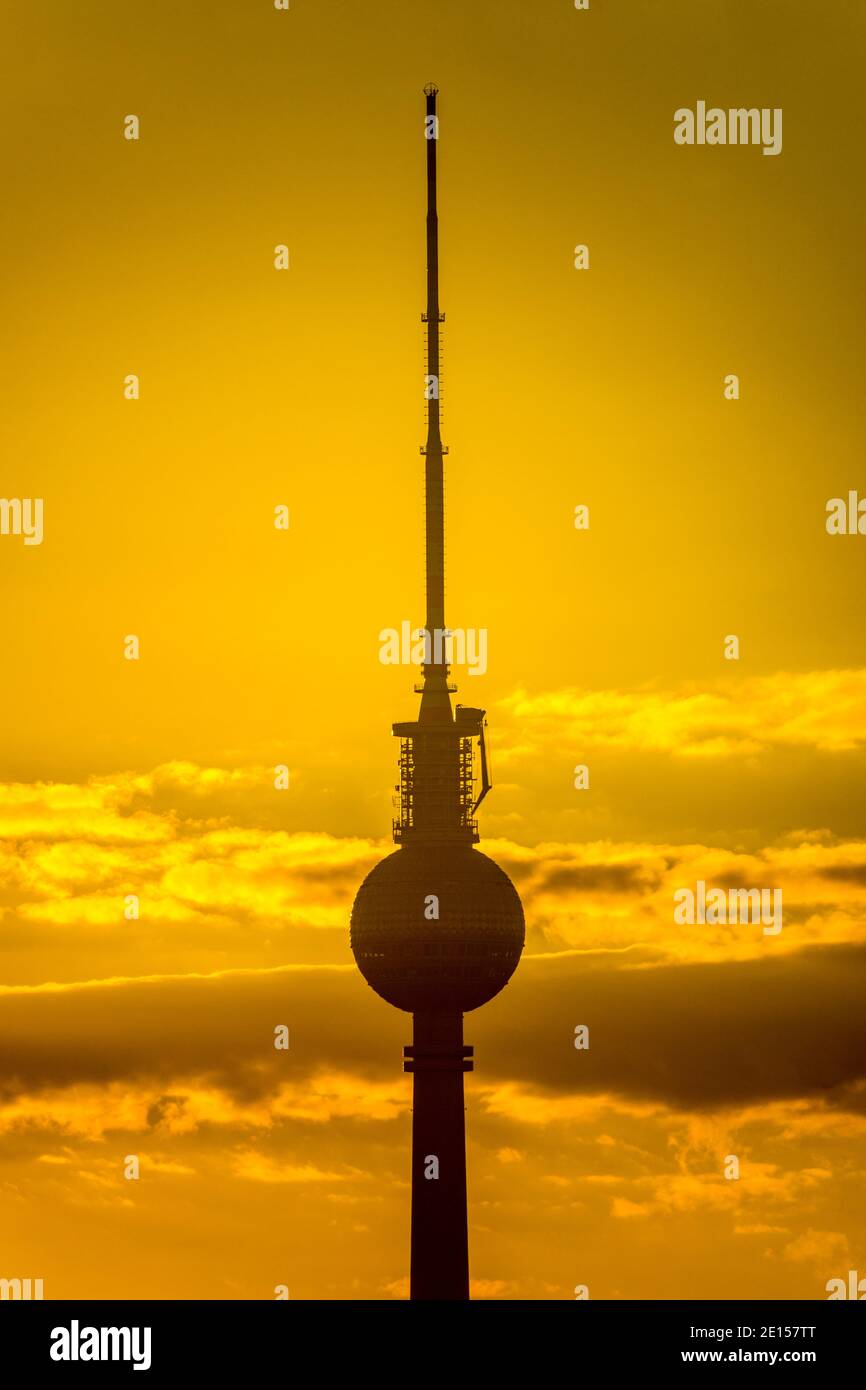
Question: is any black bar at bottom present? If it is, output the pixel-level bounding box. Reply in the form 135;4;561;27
2;1299;860;1375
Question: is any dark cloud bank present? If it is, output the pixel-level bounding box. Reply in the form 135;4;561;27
3;942;865;1117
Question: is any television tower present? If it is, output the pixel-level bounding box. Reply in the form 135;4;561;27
350;85;525;1302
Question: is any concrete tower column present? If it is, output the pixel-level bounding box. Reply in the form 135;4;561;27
404;1011;474;1300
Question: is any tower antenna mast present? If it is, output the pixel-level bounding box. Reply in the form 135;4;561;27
419;82;450;727
423;82;445;642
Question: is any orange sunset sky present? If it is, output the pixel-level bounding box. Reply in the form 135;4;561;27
1;0;866;1298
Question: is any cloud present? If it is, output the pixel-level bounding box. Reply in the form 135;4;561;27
610;1165;831;1222
0;760;863;1301
473;943;866;1111
498;669;866;758
232;1151;354;1185
1;943;865;1126
734;1224;789;1235
5;764;866;989
781;1229;850;1267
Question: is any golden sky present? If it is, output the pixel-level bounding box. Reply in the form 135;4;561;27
1;0;865;1299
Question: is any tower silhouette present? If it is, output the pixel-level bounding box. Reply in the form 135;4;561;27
350;86;525;1302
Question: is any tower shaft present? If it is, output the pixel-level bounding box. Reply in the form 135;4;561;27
404;1011;473;1300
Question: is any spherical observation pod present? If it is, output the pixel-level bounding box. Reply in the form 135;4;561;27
350;845;525;1013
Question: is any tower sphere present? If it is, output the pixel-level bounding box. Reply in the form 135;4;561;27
350;845;525;1013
